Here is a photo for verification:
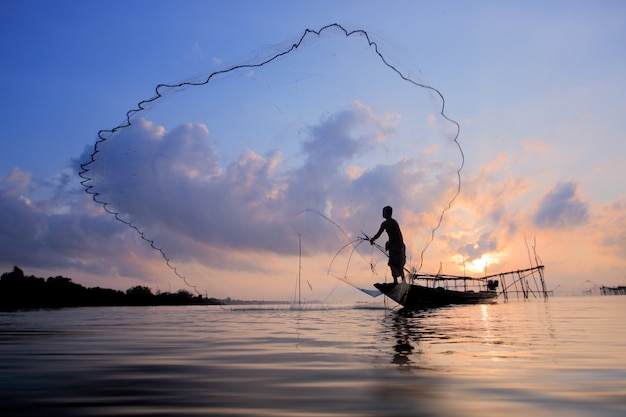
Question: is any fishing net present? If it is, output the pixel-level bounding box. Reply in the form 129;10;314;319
80;24;462;299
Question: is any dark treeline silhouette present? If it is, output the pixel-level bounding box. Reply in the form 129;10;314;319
0;266;223;311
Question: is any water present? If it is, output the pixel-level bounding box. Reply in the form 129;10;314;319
1;296;624;416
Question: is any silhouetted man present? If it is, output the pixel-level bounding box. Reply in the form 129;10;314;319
368;206;406;284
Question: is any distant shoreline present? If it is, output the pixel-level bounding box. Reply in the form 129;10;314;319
0;266;290;311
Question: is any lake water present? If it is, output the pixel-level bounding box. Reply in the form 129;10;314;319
1;295;624;417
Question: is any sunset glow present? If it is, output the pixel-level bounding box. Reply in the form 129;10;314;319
1;1;625;300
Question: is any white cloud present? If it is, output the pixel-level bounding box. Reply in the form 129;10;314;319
0;93;458;297
86;97;459;263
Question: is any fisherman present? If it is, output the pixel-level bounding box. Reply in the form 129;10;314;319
368;206;406;284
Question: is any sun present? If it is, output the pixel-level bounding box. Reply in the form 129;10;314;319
465;253;499;276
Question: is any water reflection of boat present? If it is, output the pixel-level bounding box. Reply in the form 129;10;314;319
375;266;545;309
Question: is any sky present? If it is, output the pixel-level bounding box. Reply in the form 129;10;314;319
1;0;625;301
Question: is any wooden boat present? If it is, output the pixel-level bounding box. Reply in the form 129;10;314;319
374;281;498;309
374;266;546;309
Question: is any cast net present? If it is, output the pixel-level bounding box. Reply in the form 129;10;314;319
79;24;462;299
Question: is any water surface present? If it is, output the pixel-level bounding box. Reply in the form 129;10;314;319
1;296;624;416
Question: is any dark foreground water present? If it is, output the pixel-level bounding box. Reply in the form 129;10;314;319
1;295;624;417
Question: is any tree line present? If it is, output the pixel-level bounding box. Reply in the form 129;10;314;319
0;266;223;311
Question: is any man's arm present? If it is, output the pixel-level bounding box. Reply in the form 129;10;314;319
370;222;385;244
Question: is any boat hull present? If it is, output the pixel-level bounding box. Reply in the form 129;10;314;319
374;282;498;309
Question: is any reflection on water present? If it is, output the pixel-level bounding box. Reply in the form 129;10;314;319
377;298;626;417
385;309;423;367
0;297;625;416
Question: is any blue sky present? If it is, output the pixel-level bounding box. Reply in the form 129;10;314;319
1;0;625;300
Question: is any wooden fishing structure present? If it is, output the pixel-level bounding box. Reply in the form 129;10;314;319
600;285;626;295
374;265;546;309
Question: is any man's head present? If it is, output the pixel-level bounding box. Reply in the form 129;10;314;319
382;206;392;219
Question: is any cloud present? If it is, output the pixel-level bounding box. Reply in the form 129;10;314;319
2;167;32;198
426;147;624;287
68;88;468;292
533;181;588;228
2;25;469;295
0;101;461;296
86;99;446;260
3;119;623;297
457;232;498;262
0;70;465;299
0;166;165;283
